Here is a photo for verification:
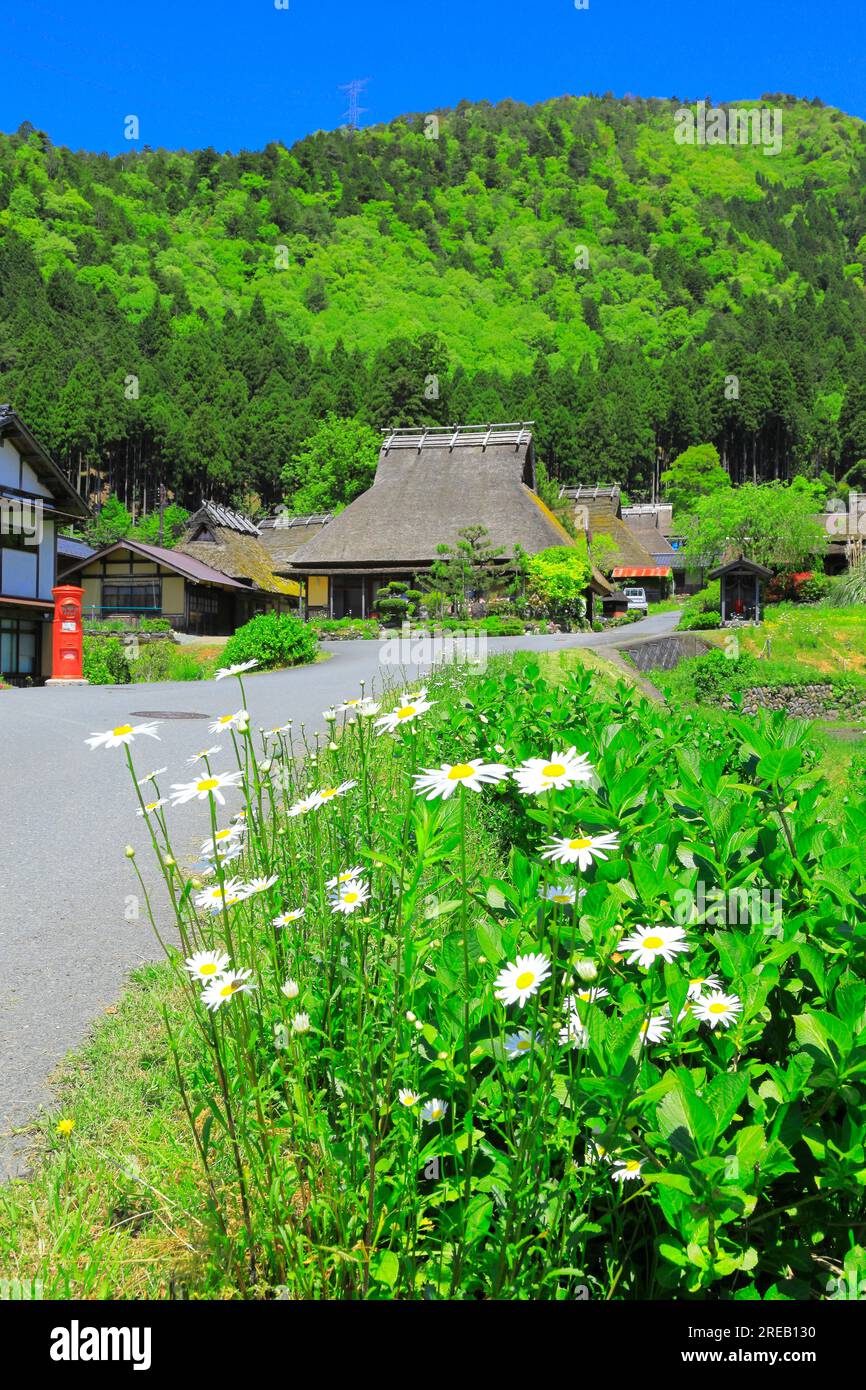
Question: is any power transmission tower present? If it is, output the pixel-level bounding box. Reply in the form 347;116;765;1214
338;78;369;135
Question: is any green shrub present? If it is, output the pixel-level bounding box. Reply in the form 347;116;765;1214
139;617;172;633
83;636;131;685
679;608;721;630
678;581;721;629
221;612;317;671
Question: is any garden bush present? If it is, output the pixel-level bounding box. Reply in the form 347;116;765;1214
220;611;317;671
677;581;721;630
82;635;130;685
92;654;866;1299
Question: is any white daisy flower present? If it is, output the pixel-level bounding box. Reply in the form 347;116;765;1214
611;1158;644;1182
692;991;743;1029
686;973;723;1001
169;770;244;806
325;867;365;890
412;759;510;800
494;953;551;1009
187;746;222;764
244;874;279;898
539;882;580;906
373;694;435;735
287;794;318;817
639;1014;670;1045
273;908;305;928
207;710;249;735
504;1029;541;1060
195;877;249;913
201;969;256;1011
206;841;243;869
329;879;369;915
200;826;244;857
136;797;167;817
398;1088;421;1107
570;986;609;1004
512;748;593;796
137;767;167;785
85;721;161;751
540;830;620;870
618;925;690;968
214;660;258;681
264;723;292;737
585;1133;612;1165
291;1012;311;1034
339;696;380;716
281;978;300;999
421;1098;448;1123
310;780;357;808
559;1012;590;1050
185;950;230;983
356;699;381;718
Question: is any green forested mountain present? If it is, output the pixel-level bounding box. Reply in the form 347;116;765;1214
3;93;866;513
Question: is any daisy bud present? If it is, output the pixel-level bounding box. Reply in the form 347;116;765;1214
124;845;136;858
163;856;176;869
575;959;598;982
281;978;299;999
190;877;203;890
328;741;338;752
406;1010;416;1023
414;1019;424;1030
437;1050;448;1060
324;709;337;722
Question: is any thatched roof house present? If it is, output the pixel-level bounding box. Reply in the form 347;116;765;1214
287;425;611;618
559;484;674;598
177;502;300;602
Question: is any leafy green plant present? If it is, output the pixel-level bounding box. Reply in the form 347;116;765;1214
82;636;130;685
220;611;317;671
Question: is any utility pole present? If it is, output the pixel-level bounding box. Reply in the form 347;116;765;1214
158;483;166;547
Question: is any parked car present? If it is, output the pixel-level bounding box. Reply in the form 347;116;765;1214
622;586;648;614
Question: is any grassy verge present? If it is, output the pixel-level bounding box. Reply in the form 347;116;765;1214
0;964;220;1299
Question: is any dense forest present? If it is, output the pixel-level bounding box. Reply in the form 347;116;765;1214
3;92;866;515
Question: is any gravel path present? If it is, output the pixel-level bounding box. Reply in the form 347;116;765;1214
0;612;677;1178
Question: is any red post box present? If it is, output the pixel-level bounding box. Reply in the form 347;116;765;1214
49;585;86;683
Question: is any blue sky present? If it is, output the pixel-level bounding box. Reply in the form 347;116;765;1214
3;0;861;153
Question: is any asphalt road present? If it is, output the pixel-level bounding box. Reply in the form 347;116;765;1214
0;612;677;1179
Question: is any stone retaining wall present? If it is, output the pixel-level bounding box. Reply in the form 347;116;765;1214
722;684;866;720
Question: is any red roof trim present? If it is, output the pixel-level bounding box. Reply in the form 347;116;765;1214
611;566;672;578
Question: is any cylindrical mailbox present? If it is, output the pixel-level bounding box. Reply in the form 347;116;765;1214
51;585;85;681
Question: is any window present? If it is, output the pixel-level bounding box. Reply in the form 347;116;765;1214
102;579;161;613
0;618;39;677
0;529;29;552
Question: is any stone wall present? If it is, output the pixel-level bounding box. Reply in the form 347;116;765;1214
723;684;866;720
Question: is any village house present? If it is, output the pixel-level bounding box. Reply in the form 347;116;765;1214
0;405;90;685
559;485;680;598
286;424;611;618
62;503;301;636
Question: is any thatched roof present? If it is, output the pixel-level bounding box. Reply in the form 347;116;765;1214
559;485;658;571
258;514;334;571
288;425;575;571
178;503;300;596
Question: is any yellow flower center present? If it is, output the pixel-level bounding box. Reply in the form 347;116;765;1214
709;1002;727;1014
320;788;337;798
643;935;664;950
568;836;593;850
396;705;416;719
431;1106;443;1119
343;892;359;904
197;778;219;792
219;982;237;997
552;893;572;903
515;970;535;990
448;764;475;780
200;963;218;975
517;1038;531;1051
215;830;231;841
543;762;566;778
113;724;133;736
639;1021;649;1034
578;990;591;1001
626;1160;641;1172
217;715;233;725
